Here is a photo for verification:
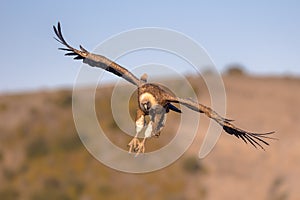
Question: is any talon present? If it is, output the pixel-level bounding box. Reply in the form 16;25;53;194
133;147;140;153
135;139;146;156
128;137;140;153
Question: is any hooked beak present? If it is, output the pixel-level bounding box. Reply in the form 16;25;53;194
143;104;148;110
142;101;151;110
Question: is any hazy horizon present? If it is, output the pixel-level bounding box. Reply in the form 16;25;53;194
1;1;299;93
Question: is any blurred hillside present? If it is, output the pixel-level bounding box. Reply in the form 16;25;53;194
0;74;299;200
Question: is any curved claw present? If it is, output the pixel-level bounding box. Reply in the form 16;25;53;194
128;137;140;153
134;141;146;157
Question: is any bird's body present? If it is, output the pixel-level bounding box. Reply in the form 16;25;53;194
53;22;275;155
138;83;178;112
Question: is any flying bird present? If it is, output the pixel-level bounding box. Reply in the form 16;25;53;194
53;22;275;155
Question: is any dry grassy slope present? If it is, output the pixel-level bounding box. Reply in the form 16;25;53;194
190;76;300;200
0;75;299;200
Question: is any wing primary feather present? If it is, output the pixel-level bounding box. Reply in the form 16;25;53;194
65;52;77;56
243;134;260;149
252;131;275;136
74;55;83;60
79;45;88;52
248;133;271;146
237;133;248;144
167;96;275;150
58;48;73;51
223;124;269;150
244;133;266;148
53;22;141;86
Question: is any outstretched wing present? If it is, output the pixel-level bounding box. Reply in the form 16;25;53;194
53;22;141;86
168;97;275;150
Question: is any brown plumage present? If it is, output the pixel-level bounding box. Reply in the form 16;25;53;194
53;22;275;154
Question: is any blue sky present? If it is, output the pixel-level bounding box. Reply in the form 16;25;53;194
0;1;299;93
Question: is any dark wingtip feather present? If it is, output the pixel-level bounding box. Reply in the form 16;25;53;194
58;48;73;51
223;125;275;150
79;45;88;52
57;22;61;35
168;103;182;113
74;55;84;60
254;131;276;137
53;22;86;61
65;52;78;56
53;22;72;49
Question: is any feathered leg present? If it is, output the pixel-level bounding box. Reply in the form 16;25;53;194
134;105;167;155
128;109;145;153
134;121;152;156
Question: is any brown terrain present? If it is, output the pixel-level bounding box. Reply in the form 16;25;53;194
0;73;299;200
